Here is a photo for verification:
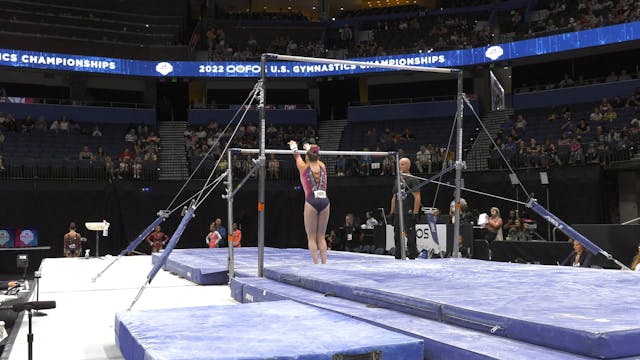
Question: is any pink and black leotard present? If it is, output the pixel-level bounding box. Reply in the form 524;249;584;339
300;165;329;212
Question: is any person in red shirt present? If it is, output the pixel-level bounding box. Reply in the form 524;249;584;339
146;225;169;253
231;223;241;248
205;223;221;248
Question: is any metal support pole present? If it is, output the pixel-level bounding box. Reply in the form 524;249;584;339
452;72;464;258
546;187;551;241
394;153;406;260
226;149;235;280
258;55;267;277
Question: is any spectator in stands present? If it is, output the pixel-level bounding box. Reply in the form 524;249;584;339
0;153;4;171
558;74;575;88
484;207;503;242
415;145;432;173
603;107;617;122
358;147;372;176
195;126;207;140
585;143;600;164
631;111;640;127
3;114;17;132
626;87;640;107
508;219;528;241
59;116;70;132
125;128;137;142
560;116;576;134
605;71;619;83
267;154;280;179
503;209;517;233
630;243;640;271
335;155;346;176
92;125;102;137
21;115;34;132
400;128;415;142
561;239;593;267
590;107;603;122
513;114;527;135
34;116;47;131
104;155;116;182
95;146;105;162
381;154;394;176
569;137;584;165
612;96;624;108
576;119;591;135
325;229;336;250
525;138;541;167
79;146;94;161
132;157;142;179
599;98;612;113
144;147;157;162
145;225;168;253
364;210;379;229
118;148;133;179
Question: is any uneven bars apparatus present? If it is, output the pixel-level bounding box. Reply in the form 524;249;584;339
242;53;464;276
225;147;396;277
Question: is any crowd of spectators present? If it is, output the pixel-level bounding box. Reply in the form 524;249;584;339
198;0;640;62
336;125;456;177
0;112;158;180
489;87;640;170
516;68;640;93
186;120;316;179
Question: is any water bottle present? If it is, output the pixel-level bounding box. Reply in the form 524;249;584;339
85;249;90;258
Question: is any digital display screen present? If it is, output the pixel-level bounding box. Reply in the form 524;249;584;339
14;229;39;248
0;229;14;248
0;22;638;78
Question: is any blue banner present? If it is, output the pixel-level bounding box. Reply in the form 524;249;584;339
1;21;638;78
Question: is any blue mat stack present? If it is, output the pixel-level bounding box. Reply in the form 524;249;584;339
125;248;640;359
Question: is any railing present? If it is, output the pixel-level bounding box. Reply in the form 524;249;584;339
190;104;313;110
0;160;159;181
349;95;457;106
0;97;155;109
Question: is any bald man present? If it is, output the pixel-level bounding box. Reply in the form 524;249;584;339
389;157;421;259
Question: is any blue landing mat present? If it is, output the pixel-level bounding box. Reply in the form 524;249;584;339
152;247;392;285
231;277;596;360
115;300;424;360
262;258;640;359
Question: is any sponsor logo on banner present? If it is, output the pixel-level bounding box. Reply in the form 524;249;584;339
19;230;36;245
155;62;173;76
485;45;504;61
0;230;10;246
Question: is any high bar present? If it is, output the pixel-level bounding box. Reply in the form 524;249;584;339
230;148;393;157
264;53;460;75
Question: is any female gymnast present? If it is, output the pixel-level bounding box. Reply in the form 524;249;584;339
289;140;330;264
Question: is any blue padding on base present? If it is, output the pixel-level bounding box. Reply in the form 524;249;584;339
115;300;424;360
232;277;595;360
262;258;640;359
152;247;393;285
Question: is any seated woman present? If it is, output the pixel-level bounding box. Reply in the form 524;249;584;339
508;218;528;241
561;239;593;268
631;243;640;271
